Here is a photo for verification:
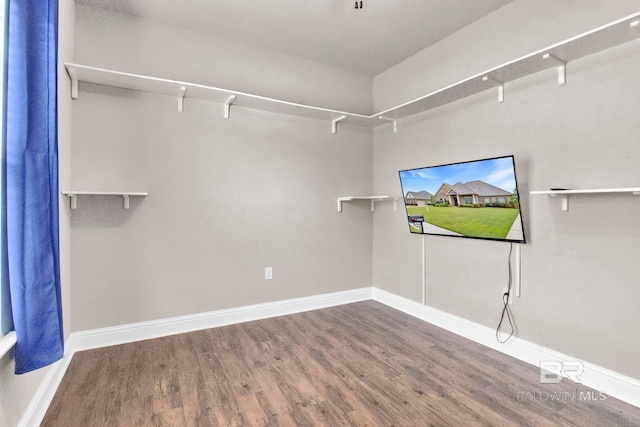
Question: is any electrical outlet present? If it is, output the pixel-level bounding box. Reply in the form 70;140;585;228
265;267;273;280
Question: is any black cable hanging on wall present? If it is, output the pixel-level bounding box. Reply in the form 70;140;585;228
355;1;363;9
496;243;515;343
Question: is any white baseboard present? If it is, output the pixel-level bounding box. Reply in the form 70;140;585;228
371;287;640;408
19;287;373;427
20;286;640;426
67;287;373;353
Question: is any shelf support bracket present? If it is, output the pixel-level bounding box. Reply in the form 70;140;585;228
542;53;567;85
68;68;79;99
497;83;504;103
378;116;398;133
224;95;236;119
331;115;347;135
123;195;130;209
336;196;352;212
371;198;397;212
549;193;569;212
177;87;187;113
482;76;504;103
69;194;77;210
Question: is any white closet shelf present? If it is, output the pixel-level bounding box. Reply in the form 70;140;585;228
65;11;640;131
530;188;640;211
376;12;640;120
64;63;373;130
62;191;148;209
337;196;397;213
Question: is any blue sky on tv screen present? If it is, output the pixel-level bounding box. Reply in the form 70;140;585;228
399;156;518;195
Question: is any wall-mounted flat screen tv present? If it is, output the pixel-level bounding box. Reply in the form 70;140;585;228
398;155;526;243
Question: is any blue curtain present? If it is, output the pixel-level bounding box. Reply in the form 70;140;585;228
1;0;63;374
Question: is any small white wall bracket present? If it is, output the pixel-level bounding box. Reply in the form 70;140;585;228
337;196;397;212
545;193;570;211
68;67;79;99
482;75;504;103
177;86;187;113
331;115;347;134
224;95;236;119
378;116;398;133
371;197;397;212
549;193;570;212
337;197;350;212
542;53;567;85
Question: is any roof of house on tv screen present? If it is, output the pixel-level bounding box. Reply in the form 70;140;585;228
445;180;512;196
406;191;433;199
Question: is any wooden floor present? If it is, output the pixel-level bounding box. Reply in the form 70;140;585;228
42;301;640;426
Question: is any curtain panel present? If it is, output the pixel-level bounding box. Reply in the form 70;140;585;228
1;0;63;374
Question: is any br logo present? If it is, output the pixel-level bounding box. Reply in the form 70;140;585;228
539;360;584;384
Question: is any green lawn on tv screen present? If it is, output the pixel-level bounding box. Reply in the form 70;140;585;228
406;206;519;239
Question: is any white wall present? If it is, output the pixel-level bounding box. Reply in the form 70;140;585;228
69;5;374;331
74;3;373;114
0;364;48;427
373;0;640;111
372;0;640;379
70;91;373;330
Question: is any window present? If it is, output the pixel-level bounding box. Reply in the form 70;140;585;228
464;196;473;204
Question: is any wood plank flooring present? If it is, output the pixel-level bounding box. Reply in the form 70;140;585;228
42;301;640;426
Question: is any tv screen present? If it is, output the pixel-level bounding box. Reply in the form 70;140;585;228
398;155;526;243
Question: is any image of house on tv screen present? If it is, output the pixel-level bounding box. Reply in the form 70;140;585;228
398;156;526;243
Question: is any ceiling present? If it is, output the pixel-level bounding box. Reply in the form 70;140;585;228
76;0;514;76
